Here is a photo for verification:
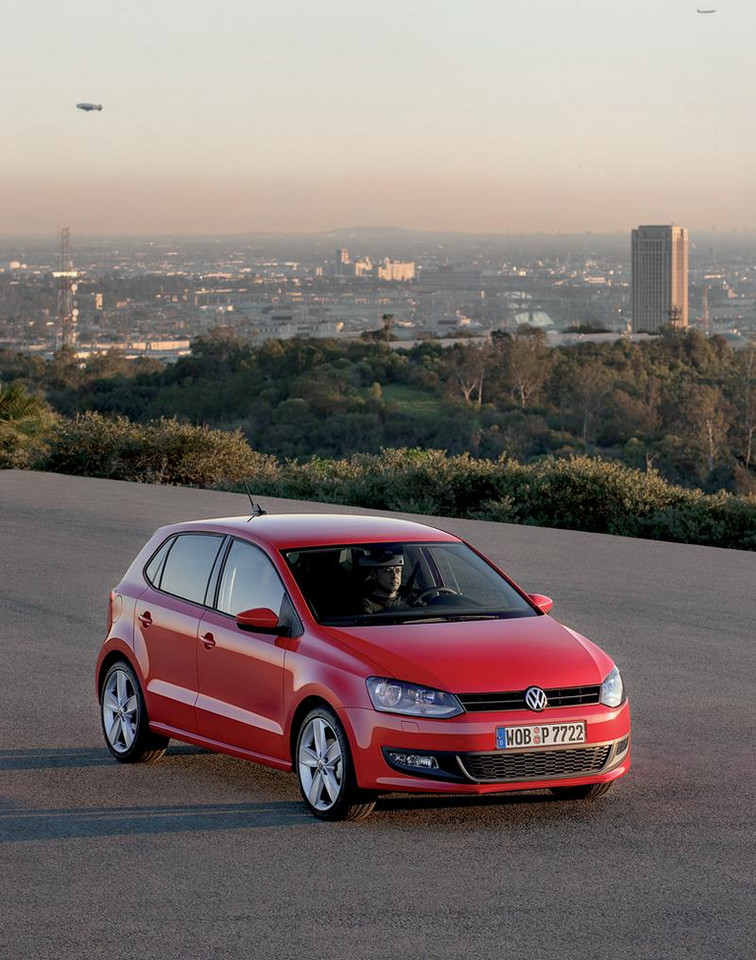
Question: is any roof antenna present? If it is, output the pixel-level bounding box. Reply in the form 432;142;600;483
242;480;267;521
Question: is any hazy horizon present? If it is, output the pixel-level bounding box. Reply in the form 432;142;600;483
3;1;753;235
3;225;756;242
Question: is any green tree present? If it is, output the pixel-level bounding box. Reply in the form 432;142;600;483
573;360;613;445
662;381;732;478
0;381;56;466
730;339;756;469
443;342;492;406
493;327;550;408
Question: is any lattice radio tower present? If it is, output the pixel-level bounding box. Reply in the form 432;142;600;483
56;227;79;348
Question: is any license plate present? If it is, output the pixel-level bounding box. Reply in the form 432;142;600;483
495;721;586;749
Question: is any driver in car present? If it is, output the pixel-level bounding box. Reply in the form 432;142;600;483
358;549;408;613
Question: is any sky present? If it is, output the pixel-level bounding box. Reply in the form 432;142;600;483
1;0;753;235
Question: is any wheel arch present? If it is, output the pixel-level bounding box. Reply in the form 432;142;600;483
97;648;138;702
288;694;338;762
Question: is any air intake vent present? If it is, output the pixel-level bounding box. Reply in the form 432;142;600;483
459;745;611;782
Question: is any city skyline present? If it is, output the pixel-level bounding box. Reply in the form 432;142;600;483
2;1;753;235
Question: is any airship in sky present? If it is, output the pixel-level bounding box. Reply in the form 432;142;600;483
76;102;103;112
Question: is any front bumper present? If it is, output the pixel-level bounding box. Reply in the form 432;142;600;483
340;700;631;795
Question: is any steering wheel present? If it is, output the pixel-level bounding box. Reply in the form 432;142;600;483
411;586;461;604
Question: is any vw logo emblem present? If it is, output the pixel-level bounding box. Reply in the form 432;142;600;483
525;686;548;712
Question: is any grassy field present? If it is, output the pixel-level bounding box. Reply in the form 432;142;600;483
377;383;445;413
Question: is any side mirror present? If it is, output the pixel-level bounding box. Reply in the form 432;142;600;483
235;607;291;637
529;593;554;615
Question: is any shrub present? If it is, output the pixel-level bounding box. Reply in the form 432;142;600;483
38;412;277;488
241;449;756;550
484;456;692;535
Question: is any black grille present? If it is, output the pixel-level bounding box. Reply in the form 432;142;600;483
459;745;611;782
458;685;601;712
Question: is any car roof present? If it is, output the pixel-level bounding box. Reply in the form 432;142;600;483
159;513;459;550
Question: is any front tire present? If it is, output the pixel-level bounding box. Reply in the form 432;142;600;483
100;661;168;763
295;707;376;821
551;781;614;800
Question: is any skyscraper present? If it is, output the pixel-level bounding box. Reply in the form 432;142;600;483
335;248;351;277
631;224;689;333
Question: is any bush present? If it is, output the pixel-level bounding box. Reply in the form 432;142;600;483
241;449;756;550
245;448;501;516
38;412;277;487
484;456;692;535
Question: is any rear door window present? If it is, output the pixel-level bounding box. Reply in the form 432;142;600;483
159;533;225;605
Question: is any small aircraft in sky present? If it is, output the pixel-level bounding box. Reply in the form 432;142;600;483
76;102;103;112
696;8;717;12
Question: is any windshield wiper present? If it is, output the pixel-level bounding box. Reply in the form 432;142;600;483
322;612;444;626
437;613;501;622
322;611;508;627
393;613;503;623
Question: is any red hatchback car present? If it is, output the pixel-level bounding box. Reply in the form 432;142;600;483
96;513;631;820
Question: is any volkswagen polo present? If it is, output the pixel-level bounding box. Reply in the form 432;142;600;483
96;512;631;820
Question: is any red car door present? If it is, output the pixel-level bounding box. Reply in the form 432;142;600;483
136;532;225;734
196;539;288;762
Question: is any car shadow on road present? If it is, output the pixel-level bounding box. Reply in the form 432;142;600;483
0;744;210;770
0;799;313;841
376;791;566;814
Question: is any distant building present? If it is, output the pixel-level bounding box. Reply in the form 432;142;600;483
255;306;344;341
376;259;416;282
335;248;351;277
631;224;688;332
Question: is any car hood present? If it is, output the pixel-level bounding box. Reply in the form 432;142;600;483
322;615;613;693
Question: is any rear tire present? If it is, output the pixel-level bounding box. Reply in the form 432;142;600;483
100;661;169;763
296;706;376;821
551;782;614;800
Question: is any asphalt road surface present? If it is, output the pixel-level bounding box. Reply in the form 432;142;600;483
1;470;754;960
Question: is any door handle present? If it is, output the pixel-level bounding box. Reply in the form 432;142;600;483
201;632;216;649
138;612;153;627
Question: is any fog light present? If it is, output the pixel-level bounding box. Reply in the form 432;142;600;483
388;752;439;770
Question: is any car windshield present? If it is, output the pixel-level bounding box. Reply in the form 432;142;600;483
283;541;537;626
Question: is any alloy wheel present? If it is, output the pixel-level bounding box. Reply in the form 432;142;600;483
297;716;344;812
102;667;139;754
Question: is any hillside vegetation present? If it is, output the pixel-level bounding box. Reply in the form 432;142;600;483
2;330;755;549
2;327;755;494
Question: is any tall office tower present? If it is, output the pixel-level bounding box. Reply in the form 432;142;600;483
631;224;689;332
55;227;79;348
335;247;350;277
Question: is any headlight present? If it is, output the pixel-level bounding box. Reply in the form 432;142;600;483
366;677;464;718
600;666;625;707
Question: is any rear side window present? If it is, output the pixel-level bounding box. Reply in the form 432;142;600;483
159;533;224;605
144;536;175;587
